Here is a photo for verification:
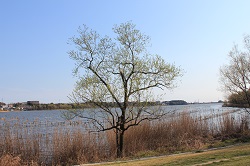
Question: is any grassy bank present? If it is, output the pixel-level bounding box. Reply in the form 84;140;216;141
0;111;250;165
92;143;250;166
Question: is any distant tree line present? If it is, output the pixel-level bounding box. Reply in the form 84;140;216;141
20;102;160;111
8;102;88;111
25;103;87;110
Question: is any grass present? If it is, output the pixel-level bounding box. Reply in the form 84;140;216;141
92;143;250;166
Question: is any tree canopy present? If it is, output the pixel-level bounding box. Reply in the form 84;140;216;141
67;22;182;157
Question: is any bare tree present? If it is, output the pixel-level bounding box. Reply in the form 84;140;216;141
220;34;250;113
66;22;182;158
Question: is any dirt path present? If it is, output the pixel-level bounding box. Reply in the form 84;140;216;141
192;154;250;166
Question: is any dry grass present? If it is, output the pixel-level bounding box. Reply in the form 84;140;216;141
0;111;250;165
0;154;21;166
124;112;249;157
124;113;205;155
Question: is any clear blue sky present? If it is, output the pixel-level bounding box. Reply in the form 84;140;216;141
1;0;250;104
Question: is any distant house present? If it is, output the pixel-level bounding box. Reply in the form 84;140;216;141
0;105;7;110
27;101;39;105
0;102;5;106
8;104;14;108
162;101;170;105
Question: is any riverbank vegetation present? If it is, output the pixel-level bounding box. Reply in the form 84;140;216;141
223;90;250;108
0;110;250;165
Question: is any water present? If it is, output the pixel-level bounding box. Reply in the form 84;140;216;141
0;103;245;124
163;103;245;117
0;110;65;122
0;103;246;132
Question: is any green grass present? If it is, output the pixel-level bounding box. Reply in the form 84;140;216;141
85;143;250;166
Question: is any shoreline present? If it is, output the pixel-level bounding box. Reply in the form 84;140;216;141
0;110;9;112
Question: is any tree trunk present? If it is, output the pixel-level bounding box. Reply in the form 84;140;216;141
116;107;126;158
116;129;124;158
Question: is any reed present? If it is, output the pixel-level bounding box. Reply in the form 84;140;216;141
123;112;210;156
0;111;249;165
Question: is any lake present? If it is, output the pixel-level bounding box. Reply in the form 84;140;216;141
0;103;245;123
0;103;246;131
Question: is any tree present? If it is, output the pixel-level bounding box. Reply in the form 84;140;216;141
219;34;250;113
66;22;182;158
227;90;250;107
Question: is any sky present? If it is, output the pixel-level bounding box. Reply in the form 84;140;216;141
1;0;250;104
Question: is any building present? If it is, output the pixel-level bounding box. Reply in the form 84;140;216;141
27;101;39;105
